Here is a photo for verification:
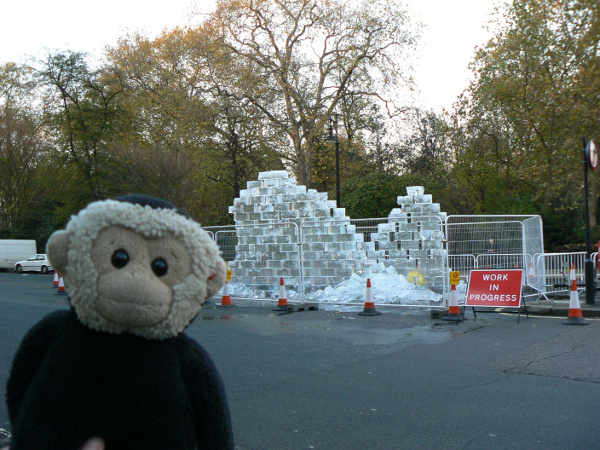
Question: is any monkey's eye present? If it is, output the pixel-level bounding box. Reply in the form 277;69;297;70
111;249;129;269
151;258;168;277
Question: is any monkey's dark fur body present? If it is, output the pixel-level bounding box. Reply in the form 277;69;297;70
7;309;233;449
5;195;232;449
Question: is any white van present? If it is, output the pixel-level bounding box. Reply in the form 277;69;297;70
0;240;37;270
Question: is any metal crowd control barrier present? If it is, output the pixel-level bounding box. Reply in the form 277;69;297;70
204;221;304;302
447;254;475;285
528;252;587;300
205;214;447;307
445;215;544;304
475;253;532;271
474;253;533;289
296;216;447;306
205;214;589;308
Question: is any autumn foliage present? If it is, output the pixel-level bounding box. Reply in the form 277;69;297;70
0;0;598;252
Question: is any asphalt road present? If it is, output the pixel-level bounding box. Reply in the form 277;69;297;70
1;272;599;449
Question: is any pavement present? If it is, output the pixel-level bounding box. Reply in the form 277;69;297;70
526;299;600;317
524;289;600;318
429;288;600;322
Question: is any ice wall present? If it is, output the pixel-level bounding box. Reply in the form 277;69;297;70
366;186;447;291
228;171;447;296
228;171;368;292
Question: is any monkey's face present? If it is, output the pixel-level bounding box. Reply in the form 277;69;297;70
92;226;191;328
46;199;226;339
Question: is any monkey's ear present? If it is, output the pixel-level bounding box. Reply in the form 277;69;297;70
46;230;71;276
206;257;227;300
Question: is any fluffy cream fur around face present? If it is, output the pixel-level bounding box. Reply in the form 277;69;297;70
48;200;226;339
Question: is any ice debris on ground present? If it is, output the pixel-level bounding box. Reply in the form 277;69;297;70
307;263;440;305
225;262;442;305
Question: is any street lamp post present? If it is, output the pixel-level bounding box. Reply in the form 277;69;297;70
583;136;598;305
326;115;340;208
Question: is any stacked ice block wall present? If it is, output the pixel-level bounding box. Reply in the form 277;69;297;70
228;173;448;294
363;186;447;291
228;171;368;292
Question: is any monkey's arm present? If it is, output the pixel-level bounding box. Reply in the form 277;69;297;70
6;310;70;424
177;335;234;450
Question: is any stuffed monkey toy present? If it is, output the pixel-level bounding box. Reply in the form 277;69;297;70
5;194;233;450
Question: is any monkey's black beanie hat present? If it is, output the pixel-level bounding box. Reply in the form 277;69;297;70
114;194;192;219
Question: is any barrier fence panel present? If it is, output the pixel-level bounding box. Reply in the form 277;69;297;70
445;215;544;303
204;222;303;302
205;214;446;307
296;217;388;297
475;253;533;271
531;252;587;299
447;254;475;285
523;216;545;257
205;214;560;307
296;216;446;306
474;253;533;289
214;230;237;262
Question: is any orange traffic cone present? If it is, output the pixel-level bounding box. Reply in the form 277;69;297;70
55;274;67;295
273;278;288;311
218;281;233;307
443;283;463;322
358;279;381;316
563;264;588;325
52;272;59;288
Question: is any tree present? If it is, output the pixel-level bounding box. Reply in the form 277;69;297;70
206;0;419;187
342;171;407;219
0;63;50;236
451;0;600;247
106;28;284;223
36;51;124;201
397;111;451;176
393;110;456;211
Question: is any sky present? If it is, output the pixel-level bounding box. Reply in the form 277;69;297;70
0;0;505;112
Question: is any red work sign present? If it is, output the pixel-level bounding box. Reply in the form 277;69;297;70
466;269;523;308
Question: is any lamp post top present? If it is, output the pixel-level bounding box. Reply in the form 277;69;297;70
326;115;339;145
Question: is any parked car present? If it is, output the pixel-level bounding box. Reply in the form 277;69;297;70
14;254;54;274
